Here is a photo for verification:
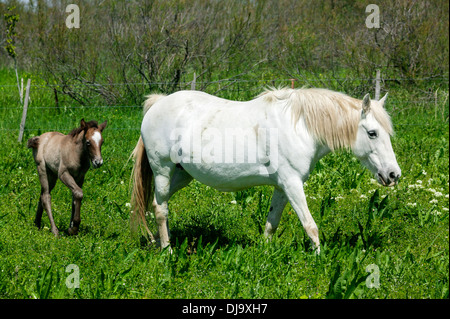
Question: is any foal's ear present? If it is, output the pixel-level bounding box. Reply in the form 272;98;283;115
361;93;371;118
76;129;85;142
80;118;86;128
99;120;107;132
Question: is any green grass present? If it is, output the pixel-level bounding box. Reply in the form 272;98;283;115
0;69;448;299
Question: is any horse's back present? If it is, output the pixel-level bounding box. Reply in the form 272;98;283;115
29;132;66;170
142;90;263;133
141;90;265;155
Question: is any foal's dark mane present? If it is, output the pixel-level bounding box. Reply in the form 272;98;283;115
68;120;99;138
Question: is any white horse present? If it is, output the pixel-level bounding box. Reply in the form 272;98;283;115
130;88;401;253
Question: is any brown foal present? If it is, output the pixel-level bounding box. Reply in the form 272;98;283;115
27;119;107;236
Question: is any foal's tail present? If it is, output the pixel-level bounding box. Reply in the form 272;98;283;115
130;93;166;242
27;136;40;149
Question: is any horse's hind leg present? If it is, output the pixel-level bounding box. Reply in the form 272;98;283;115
151;161;184;249
264;187;288;239
36;167;59;236
35;172;57;229
153;174;172;249
34;199;44;229
152;165;193;241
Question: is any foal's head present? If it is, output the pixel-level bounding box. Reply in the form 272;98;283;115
72;119;107;168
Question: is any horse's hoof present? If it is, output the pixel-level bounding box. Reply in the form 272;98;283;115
67;227;79;236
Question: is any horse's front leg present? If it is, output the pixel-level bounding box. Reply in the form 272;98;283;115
69;175;85;235
282;177;320;254
59;170;84;235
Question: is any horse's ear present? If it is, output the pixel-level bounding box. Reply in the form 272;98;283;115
76;129;85;142
99;120;107;131
362;93;371;117
379;92;388;107
80;118;86;128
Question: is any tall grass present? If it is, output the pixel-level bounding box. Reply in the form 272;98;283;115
0;69;448;299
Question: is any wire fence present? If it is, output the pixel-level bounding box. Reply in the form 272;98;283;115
1;76;448;133
0;76;448;88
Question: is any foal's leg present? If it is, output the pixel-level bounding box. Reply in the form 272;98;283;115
58;170;84;235
35;171;57;229
69;175;85;235
282;178;320;254
264;187;288;239
36;167;59;236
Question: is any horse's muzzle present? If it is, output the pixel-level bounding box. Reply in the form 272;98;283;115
377;168;401;187
92;158;104;168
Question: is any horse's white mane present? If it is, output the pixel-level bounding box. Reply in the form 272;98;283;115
258;87;393;150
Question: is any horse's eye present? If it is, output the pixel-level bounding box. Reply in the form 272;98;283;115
86;140;91;146
367;130;378;139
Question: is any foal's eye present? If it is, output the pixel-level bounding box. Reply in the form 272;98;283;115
86;140;91;146
367;130;378;139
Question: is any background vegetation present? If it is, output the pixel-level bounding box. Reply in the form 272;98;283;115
0;0;448;299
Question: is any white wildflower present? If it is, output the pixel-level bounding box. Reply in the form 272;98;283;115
434;192;443;197
230;200;237;204
406;203;417;207
430;199;438;204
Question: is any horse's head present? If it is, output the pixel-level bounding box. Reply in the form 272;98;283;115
80;119;107;169
352;94;401;187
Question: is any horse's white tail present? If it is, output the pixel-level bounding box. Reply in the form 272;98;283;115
130;94;166;241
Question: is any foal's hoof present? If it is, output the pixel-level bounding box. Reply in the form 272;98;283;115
51;228;60;237
67;227;79;236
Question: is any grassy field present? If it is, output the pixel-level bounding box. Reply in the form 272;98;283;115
0;69;448;299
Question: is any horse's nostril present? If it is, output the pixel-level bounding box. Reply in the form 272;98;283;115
389;171;396;180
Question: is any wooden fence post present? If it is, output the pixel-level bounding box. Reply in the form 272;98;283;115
375;69;381;100
290;78;296;89
191;72;196;90
20;77;23;104
18;79;31;142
